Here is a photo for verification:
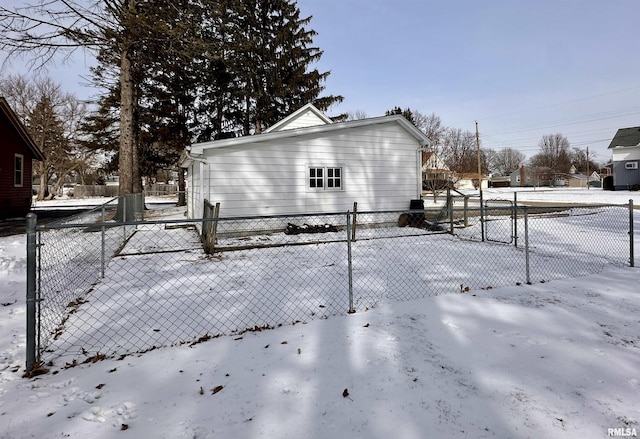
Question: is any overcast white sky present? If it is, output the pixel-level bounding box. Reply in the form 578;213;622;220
3;0;640;165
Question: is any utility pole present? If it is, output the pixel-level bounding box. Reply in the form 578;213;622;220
475;121;482;195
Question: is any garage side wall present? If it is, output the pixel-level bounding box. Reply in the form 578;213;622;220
192;122;421;218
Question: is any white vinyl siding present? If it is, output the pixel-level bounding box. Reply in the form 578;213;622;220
187;162;203;219
265;104;332;133
190;122;422;217
276;112;329;131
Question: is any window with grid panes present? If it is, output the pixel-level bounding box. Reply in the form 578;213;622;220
309;167;324;188
326;167;341;189
14;154;24;187
308;166;343;191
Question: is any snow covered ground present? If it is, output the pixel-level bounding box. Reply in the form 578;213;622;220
1;188;639;439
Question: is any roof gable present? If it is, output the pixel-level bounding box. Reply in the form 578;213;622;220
263;103;333;133
608;126;640;149
422;151;449;171
0;97;45;161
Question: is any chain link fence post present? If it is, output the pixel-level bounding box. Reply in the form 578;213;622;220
630;199;635;268
480;189;485;241
448;192;454;232
463;195;469;228
513;192;518;248
101;204;106;278
26;213;37;372
122;195;127;241
524;206;531;284
346;211;354;313
135;193;144;222
351;202;358;242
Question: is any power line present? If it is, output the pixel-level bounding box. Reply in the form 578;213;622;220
476;83;640;123
483;106;640;136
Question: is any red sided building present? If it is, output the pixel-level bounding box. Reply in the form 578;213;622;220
0;97;45;219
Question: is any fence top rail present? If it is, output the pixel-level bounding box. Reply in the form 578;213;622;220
39;196;121;228
515;202;631;209
32;202;632;231
34;211;348;231
447;198;632;209
202;210;349;222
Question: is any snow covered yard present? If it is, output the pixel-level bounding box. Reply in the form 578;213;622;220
1;262;639;438
1;188;639;438
40;201;630;365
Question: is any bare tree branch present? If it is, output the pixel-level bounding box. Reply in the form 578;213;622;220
0;1;110;71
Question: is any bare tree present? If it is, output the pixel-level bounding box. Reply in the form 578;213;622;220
412;112;449;201
0;74;92;200
0;0;149;198
440;127;478;174
570;147;599;174
346;110;368;120
490;147;526;176
529;133;572;174
413;111;444;147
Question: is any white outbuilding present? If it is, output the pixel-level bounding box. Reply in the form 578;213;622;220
181;104;429;219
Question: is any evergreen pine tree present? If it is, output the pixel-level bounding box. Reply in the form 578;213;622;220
230;0;342;134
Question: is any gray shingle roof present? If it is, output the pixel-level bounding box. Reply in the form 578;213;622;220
608;126;640;149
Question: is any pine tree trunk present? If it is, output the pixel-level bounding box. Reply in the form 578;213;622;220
132;100;142;194
118;45;135;197
177;168;186;206
243;94;251;135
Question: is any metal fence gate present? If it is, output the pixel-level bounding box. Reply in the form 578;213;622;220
484;199;514;244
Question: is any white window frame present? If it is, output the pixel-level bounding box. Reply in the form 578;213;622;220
307;165;344;191
624;161;638;170
14;154;24;187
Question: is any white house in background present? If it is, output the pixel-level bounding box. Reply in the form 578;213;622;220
421;151;452;183
608;126;640;190
181;104;430;219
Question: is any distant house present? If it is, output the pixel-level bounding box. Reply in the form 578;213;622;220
608;126;640;190
516;166;558;187
589;171;603;188
489;174;511;188
182;104;430;219
566;173;588;188
565;170;601;188
510;166;534;187
0;97;45;219
421;151;452;191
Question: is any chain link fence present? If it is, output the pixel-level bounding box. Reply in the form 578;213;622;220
26;197;635;370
